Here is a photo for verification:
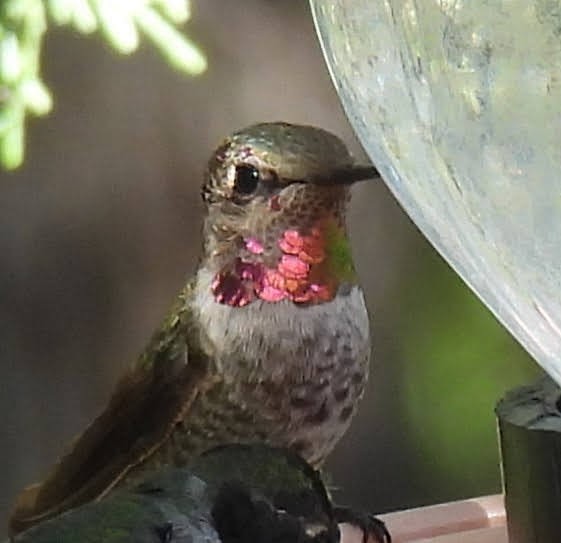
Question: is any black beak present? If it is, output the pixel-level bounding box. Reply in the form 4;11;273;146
290;164;380;186
331;165;381;185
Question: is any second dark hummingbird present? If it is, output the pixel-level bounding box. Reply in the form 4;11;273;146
13;445;339;543
11;122;380;535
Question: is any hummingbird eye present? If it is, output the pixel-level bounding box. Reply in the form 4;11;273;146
234;165;260;195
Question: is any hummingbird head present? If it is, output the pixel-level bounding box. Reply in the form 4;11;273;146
201;122;379;307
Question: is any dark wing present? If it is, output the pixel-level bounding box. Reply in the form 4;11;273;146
10;284;211;535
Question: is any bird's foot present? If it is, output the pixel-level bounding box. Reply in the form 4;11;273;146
333;506;391;543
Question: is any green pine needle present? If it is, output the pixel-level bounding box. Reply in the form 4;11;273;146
0;0;206;171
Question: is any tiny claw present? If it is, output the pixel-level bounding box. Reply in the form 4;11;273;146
154;521;174;542
334;507;391;543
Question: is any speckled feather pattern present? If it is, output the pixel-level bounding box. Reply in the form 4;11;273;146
151;268;371;468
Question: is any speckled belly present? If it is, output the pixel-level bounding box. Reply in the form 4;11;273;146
141;346;369;474
131;283;371;480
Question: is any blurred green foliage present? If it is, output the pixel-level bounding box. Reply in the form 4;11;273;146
0;0;206;170
399;245;540;497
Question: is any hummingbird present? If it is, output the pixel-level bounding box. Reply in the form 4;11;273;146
13;444;340;543
10;122;380;535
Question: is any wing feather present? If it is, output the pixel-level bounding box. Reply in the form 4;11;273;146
10;285;209;535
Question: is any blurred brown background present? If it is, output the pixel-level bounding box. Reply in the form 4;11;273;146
0;1;538;536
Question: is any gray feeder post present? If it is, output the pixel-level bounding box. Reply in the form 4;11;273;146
496;376;561;542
